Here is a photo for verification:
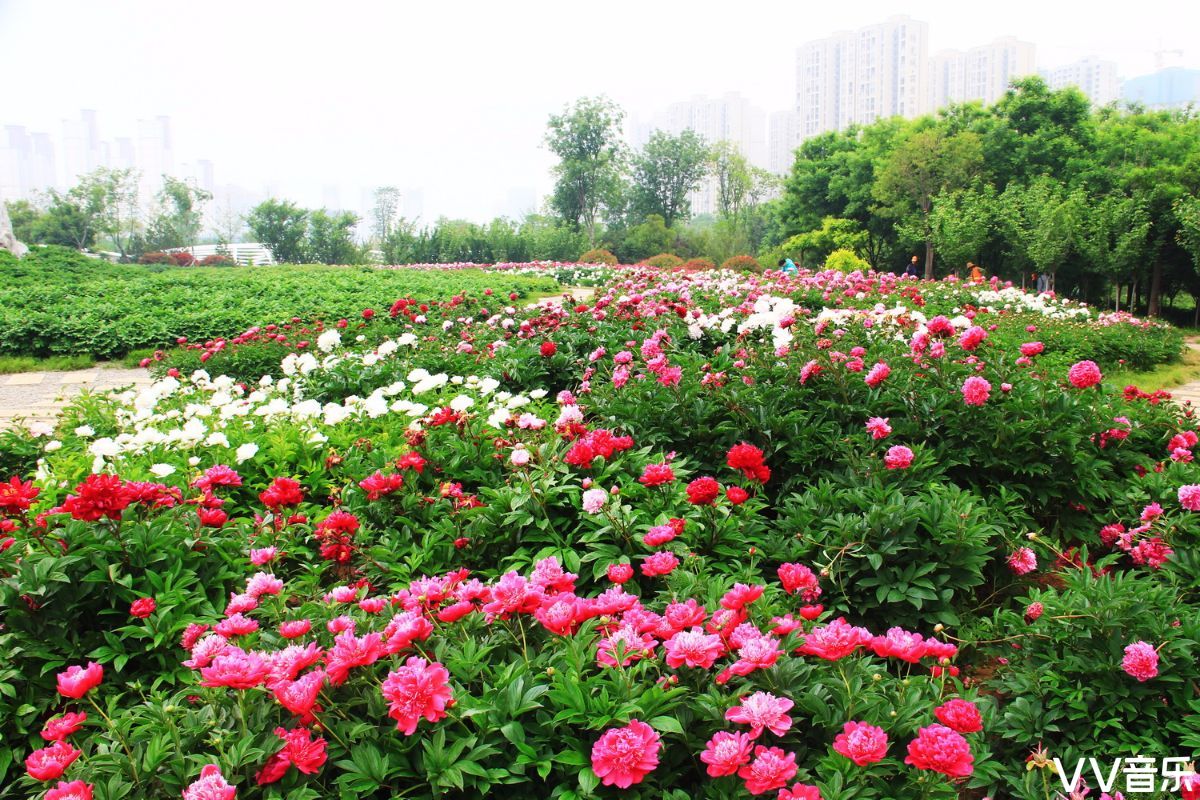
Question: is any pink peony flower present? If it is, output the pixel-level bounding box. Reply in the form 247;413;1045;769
44;781;94;800
182;764;237;800
1007;548;1037;575
41;712;87;742
865;417;892;439
883;445;914;470
726;692;794;739
799;617;873;660
777;562;822;601
56;662;103;699
832;721;889;766
200;647;270;690
1067;360;1102;389
591;719;661;788
641;551;679;577
934;699;983;733
864;361;891;387
607;563;633;584
1179;484;1200;511
778;783;822;800
664;628;724;669
25;740;81;781
961;376;991;406
582;488;607;514
904;724;974;777
1121;641;1159;682
738;746;798;795
1024;602;1044;622
250;546;278;565
700;730;755;777
380;657;453;735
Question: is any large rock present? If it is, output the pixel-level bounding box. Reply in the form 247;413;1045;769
0;191;29;258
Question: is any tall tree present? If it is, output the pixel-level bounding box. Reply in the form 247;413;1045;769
145;176;211;252
874;127;984;278
1076;194;1150;311
929;185;998;275
545;96;626;246
371;186;402;244
246;199;310;263
997;178;1084;289
307;209;361;264
5;200;43;244
630;130;709;227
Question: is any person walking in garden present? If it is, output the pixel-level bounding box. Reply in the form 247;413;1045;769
903;255;921;278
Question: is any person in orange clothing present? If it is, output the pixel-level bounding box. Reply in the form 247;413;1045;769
968;262;984;282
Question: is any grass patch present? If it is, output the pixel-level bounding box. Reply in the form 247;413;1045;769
0;354;96;374
1106;343;1200;392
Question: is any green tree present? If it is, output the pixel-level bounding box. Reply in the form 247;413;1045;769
145;176;211;252
929;185;998;276
246;199;310;263
1176;196;1200;322
1075;194;1151;310
874;126;985;278
545;96;627;246
5;200;42;243
620;214;674;262
998;178;1084;289
307;209;361;264
630;130;710;227
371;186;401;244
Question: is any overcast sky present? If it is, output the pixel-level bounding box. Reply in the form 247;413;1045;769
2;0;1197;222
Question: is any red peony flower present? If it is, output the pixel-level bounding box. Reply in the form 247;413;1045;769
778;783;823;800
259;477;304;510
591;719;661;788
45;780;94;800
726;486;750;504
539;341;557;357
738;746;798;795
934;699;983;733
61;474;134;522
40;712;87;742
904;724;974;777
686;476;721;505
700;730;754;777
0;475;39;512
638;462;675;487
130;597;156;618
256;726;328;784
25;740;81;781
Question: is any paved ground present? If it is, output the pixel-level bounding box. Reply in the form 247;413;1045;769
0;365;153;431
1171;341;1200;407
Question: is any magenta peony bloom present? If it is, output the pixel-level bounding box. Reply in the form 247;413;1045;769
726;692;794;739
25;740;81;781
865;417;892;439
832;721;889;766
41;712;87;742
45;781;94;800
664;628;724;669
1121;641;1159;682
738;746;798;795
1067;360;1102;388
961;376;991;406
56;662;103;699
591;719;661;788
641;551;679;577
700;730;755;777
1007;548;1037;575
904;724;974;777
864;361;891;387
1178;484;1200;511
381;657;453;735
778;783;823;800
182;764;237;800
883;445;914;470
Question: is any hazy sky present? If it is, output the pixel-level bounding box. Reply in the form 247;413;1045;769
2;0;1197;222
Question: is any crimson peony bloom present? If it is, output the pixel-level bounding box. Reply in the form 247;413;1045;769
381;657;453;735
1024;602;1044;623
961;376;991;406
358;470;404;501
664;628;724;669
182;764;236;800
777;562;821;601
539;341;557;357
726;692;794;739
61;474;134;522
727;443;767;479
197;507;228;528
590;719;661;788
686;476;721;505
1067;360;1102;388
256;726;328;784
41;712;88;742
934;699;983;733
259;477;304;509
904;724;974;777
1121;640;1159;682
272;670;325;718
700;730;754;777
25;740;81;781
832;721;889;766
883;445;914;470
0;475;39;512
56;662;103;699
45;780;94;800
726;486;750;505
738;746;798;795
1020;341;1044;356
130;597;156;618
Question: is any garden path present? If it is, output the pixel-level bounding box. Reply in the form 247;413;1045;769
1170;341;1200;407
0;365;153;431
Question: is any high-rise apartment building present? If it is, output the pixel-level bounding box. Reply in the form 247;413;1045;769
136;115;174;199
768;110;800;176
0;126;58;200
1043;57;1120;105
929;37;1037;110
795;15;929;139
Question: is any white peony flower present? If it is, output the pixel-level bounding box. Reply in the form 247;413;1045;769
235;442;259;463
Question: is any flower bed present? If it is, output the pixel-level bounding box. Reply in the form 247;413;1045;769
1;264;1197;799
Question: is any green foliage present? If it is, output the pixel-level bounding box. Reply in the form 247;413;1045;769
630;129;710;227
720;254;761;272
823;248;870;273
245;199;310;264
578;248;618;266
546;96;627;246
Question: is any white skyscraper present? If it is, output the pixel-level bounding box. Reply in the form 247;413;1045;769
795;16;929;139
929;37;1037;110
768;110;800;176
638;92;769;215
136;115;174;199
1044;57;1121;105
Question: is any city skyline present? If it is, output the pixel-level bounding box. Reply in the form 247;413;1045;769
1;0;1198;225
